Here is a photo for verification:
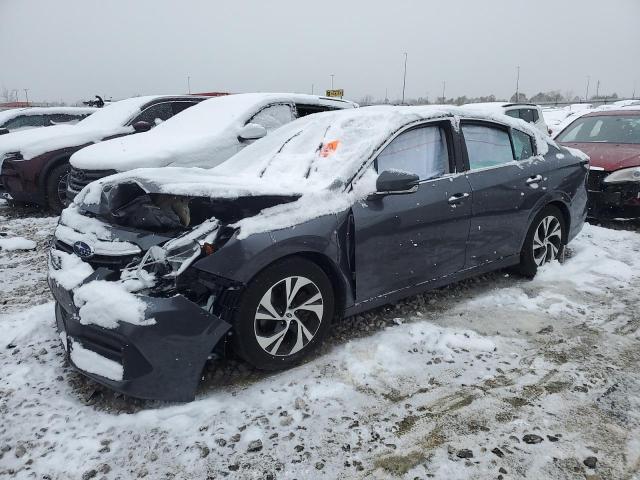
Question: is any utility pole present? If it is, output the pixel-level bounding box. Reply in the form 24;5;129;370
330;74;335;90
23;88;29;105
311;83;314;95
385;87;389;104
596;80;600;99
516;65;520;102
442;81;446;103
585;76;590;102
187;76;191;94
633;81;636;100
401;52;408;104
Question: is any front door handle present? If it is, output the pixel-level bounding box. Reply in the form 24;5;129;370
448;192;470;204
526;174;543;185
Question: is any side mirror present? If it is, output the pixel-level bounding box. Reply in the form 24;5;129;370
132;121;153;133
238;123;267;142
375;170;419;194
0;128;9;135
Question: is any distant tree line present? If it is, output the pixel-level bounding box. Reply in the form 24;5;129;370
359;89;622;106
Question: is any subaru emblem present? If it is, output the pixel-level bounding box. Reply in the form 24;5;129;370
73;241;94;259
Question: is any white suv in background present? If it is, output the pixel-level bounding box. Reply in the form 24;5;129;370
463;102;550;135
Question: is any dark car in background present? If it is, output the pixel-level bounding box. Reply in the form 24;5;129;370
0;95;205;212
556;109;640;219
0;106;96;135
48;106;588;401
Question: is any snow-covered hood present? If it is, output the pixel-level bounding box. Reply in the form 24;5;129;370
0;123;132;160
76;167;305;206
558;142;640;171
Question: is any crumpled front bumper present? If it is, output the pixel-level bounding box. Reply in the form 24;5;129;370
48;269;231;402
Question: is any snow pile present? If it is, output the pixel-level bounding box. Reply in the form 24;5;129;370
48;250;94;290
73;280;155;329
69;341;123;381
0;236;36;251
70;93;357;172
0;96;165;160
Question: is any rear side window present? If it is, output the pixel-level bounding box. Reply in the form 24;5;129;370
511;129;535;160
519;109;535;123
505;110;519;119
4;115;46;129
531;109;539;122
462;124;514;169
295;104;337;117
249;104;295;133
171;101;198;116
376;126;448;181
132;102;174;125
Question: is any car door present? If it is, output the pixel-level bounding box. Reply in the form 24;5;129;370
352;121;472;302
461;121;549;267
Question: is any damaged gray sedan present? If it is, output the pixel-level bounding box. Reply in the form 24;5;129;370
47;106;588;401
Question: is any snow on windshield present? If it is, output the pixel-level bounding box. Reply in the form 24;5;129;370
214;104;554;190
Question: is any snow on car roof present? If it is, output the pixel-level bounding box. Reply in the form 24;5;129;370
0;106;97;125
0;96;179;160
70;93;357;171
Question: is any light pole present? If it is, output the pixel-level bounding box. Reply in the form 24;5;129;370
596;80;600;100
442;81;446;103
515;66;520;101
187;76;191;94
24;88;29;105
330;74;335;90
401;52;408;104
585;76;590;102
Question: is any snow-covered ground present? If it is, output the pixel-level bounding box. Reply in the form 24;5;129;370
1;199;640;479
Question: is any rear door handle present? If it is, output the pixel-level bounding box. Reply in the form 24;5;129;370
448;192;470;204
526;174;543;185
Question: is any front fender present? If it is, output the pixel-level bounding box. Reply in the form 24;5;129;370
192;213;346;284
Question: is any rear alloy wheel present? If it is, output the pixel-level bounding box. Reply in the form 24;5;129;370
518;205;566;277
45;163;71;213
232;258;334;370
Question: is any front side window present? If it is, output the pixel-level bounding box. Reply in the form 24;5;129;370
462;124;514;169
556;115;640;144
376;126;448;181
511;129;535;160
131;102;174;125
249;104;295;133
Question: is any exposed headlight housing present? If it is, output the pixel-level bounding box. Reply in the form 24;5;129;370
603;166;640;184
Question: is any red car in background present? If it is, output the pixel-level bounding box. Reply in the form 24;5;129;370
556;109;640;220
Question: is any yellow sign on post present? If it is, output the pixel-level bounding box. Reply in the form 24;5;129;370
325;89;344;98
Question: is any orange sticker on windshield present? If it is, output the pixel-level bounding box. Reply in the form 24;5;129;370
320;140;340;157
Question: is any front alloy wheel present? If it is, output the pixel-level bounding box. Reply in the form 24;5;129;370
232;257;335;370
254;276;324;357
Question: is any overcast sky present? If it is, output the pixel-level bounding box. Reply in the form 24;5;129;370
1;0;639;104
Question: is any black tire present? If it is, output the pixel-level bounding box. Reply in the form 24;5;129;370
232;257;335;371
518;205;566;277
45;163;70;213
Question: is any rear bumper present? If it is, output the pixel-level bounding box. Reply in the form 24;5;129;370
48;271;231;402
